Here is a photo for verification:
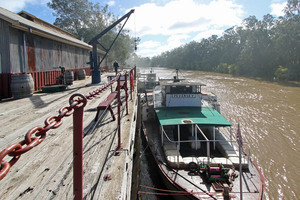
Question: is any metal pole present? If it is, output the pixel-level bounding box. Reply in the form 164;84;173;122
117;76;122;149
161;126;163;146
238;124;243;200
207;140;210;164
177;125;180;168
91;45;101;84
72;94;87;200
125;73;128;115
134;66;136;81
213;127;216;150
230;126;232;146
177;125;180;151
130;71;133;100
195;124;198;150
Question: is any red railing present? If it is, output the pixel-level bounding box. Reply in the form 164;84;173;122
0;67;92;99
0;66;136;200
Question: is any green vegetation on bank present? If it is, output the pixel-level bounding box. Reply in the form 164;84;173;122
137;0;300;82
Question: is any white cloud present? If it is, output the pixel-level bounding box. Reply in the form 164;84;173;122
107;1;116;7
126;0;244;57
137;40;164;57
128;0;243;37
0;0;37;12
139;40;161;48
270;2;286;16
193;29;224;41
136;34;191;57
167;34;189;48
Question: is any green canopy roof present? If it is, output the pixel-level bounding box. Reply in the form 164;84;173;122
155;107;231;126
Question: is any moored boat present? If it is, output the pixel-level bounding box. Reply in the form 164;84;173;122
137;68;159;93
139;69;264;199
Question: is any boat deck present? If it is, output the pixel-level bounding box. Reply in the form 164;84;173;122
0;74;138;199
143;116;263;199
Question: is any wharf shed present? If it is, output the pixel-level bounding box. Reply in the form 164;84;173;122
0;7;107;99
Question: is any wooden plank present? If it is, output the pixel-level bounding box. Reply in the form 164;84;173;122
0;75;137;199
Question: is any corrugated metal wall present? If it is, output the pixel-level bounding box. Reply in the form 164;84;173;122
0;19;11;73
0;18;109;99
2;22;90;73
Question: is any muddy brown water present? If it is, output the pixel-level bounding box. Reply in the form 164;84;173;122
139;67;300;200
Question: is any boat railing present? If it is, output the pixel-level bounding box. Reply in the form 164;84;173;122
161;126;248;167
220;125;251;163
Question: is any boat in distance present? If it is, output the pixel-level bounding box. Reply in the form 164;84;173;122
139;69;264;199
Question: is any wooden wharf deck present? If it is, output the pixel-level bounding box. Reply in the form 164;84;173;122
0;73;138;199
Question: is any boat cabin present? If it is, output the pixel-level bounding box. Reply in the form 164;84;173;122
151;79;248;170
137;70;159;93
154;81;206;108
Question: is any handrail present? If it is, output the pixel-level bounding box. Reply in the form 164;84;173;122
195;124;209;141
161;125;249;166
162;128;237;144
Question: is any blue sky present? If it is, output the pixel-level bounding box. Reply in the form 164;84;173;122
0;0;287;57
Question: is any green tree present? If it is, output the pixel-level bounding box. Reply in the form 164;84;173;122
284;0;300;18
47;0;135;64
274;66;289;81
148;2;299;82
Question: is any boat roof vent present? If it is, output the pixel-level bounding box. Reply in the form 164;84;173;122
182;119;193;124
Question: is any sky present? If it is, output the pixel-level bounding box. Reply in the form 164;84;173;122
0;0;288;58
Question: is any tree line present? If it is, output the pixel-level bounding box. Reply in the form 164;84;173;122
47;0;136;65
141;0;300;81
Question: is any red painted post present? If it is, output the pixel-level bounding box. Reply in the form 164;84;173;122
130;72;133;100
133;66;136;90
125;73;128;115
38;72;42;90
134;66;136;81
71;94;87;200
117;76;122;149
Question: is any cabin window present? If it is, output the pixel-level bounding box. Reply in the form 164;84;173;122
166;86;170;93
170;85;192;94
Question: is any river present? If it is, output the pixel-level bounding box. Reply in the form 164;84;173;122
138;67;300;200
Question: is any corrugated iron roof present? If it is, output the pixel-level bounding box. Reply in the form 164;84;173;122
0;7;102;52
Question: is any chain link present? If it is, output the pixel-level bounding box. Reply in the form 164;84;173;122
0;143;22;180
0;70;132;181
0;93;88;181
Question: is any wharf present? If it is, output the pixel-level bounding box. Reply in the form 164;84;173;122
0;73;138;199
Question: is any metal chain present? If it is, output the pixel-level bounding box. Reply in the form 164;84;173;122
0;93;86;181
0;69;133;181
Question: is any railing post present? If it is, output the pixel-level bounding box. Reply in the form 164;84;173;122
130;71;133;100
125;72;128;115
117;75;122;149
71;94;87;200
134;66;136;81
